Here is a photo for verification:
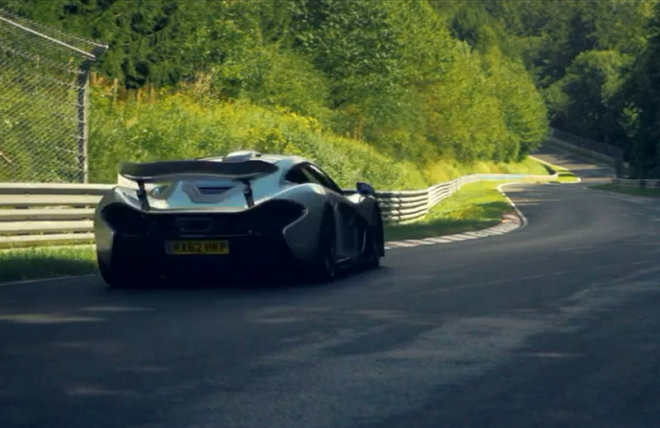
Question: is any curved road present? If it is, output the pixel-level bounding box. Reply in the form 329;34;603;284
3;146;660;428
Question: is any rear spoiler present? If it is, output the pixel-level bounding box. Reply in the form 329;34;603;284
118;159;278;182
117;159;278;210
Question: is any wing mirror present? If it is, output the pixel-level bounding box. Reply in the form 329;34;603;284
356;182;376;196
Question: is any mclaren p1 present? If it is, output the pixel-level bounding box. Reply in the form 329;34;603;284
94;150;385;287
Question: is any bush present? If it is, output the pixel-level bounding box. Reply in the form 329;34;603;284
88;86;428;190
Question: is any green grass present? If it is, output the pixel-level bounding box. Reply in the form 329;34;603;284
0;246;97;283
552;162;580;183
384;180;517;242
557;170;579;182
516;157;556;175
590;184;660;198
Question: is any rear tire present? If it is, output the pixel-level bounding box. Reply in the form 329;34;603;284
98;257;136;289
308;211;337;283
363;210;383;270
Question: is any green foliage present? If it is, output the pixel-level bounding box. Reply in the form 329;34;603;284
88;87;429;190
290;0;403;108
480;0;651;89
620;2;660;178
9;0;660;179
88;85;549;189
254;49;332;121
483;49;549;160
2;0;555;184
433;0;659;177
550;50;631;141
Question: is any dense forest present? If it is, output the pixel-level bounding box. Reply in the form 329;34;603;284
2;0;660;181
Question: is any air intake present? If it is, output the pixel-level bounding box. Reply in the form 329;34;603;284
197;186;233;195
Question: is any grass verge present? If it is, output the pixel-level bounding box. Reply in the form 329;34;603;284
530;156;579;183
383;155;579;242
556;169;579;183
590;184;660;198
0;246;97;283
425;156;550;183
384;180;518;242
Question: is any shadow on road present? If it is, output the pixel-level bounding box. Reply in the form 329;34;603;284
101;264;393;294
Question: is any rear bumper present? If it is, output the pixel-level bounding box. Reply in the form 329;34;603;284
94;199;321;276
107;233;297;279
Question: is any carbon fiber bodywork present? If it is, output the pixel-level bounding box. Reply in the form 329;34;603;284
94;152;384;283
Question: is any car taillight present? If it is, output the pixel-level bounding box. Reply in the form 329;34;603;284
101;203;146;235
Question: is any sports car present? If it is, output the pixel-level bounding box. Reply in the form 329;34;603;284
94;150;385;288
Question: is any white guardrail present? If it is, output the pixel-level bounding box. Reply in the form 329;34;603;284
0;171;557;247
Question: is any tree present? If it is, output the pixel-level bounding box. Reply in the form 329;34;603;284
552;50;631;142
621;3;660;177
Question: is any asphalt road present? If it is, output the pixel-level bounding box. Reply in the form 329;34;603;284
2;146;660;428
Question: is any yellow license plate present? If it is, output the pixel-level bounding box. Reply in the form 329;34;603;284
167;240;229;255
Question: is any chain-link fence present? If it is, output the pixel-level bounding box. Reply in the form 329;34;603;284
0;9;107;183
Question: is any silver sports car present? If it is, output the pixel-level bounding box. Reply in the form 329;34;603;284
94;150;385;287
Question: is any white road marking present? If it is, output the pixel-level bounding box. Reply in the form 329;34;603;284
404;239;436;246
80;306;155;313
484;230;505;235
442;235;469;241
389;241;417;248
560;245;593;252
425;237;453;243
463;232;494;238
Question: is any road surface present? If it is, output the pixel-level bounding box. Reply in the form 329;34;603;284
2;146;660;428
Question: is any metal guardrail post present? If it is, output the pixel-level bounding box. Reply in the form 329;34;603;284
615;158;624;178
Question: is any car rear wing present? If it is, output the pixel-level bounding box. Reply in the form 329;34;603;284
117;160;279;210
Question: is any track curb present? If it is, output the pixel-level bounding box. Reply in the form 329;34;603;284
384;182;526;250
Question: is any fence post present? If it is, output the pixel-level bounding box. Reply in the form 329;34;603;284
615;157;624;179
77;61;92;183
427;188;433;215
